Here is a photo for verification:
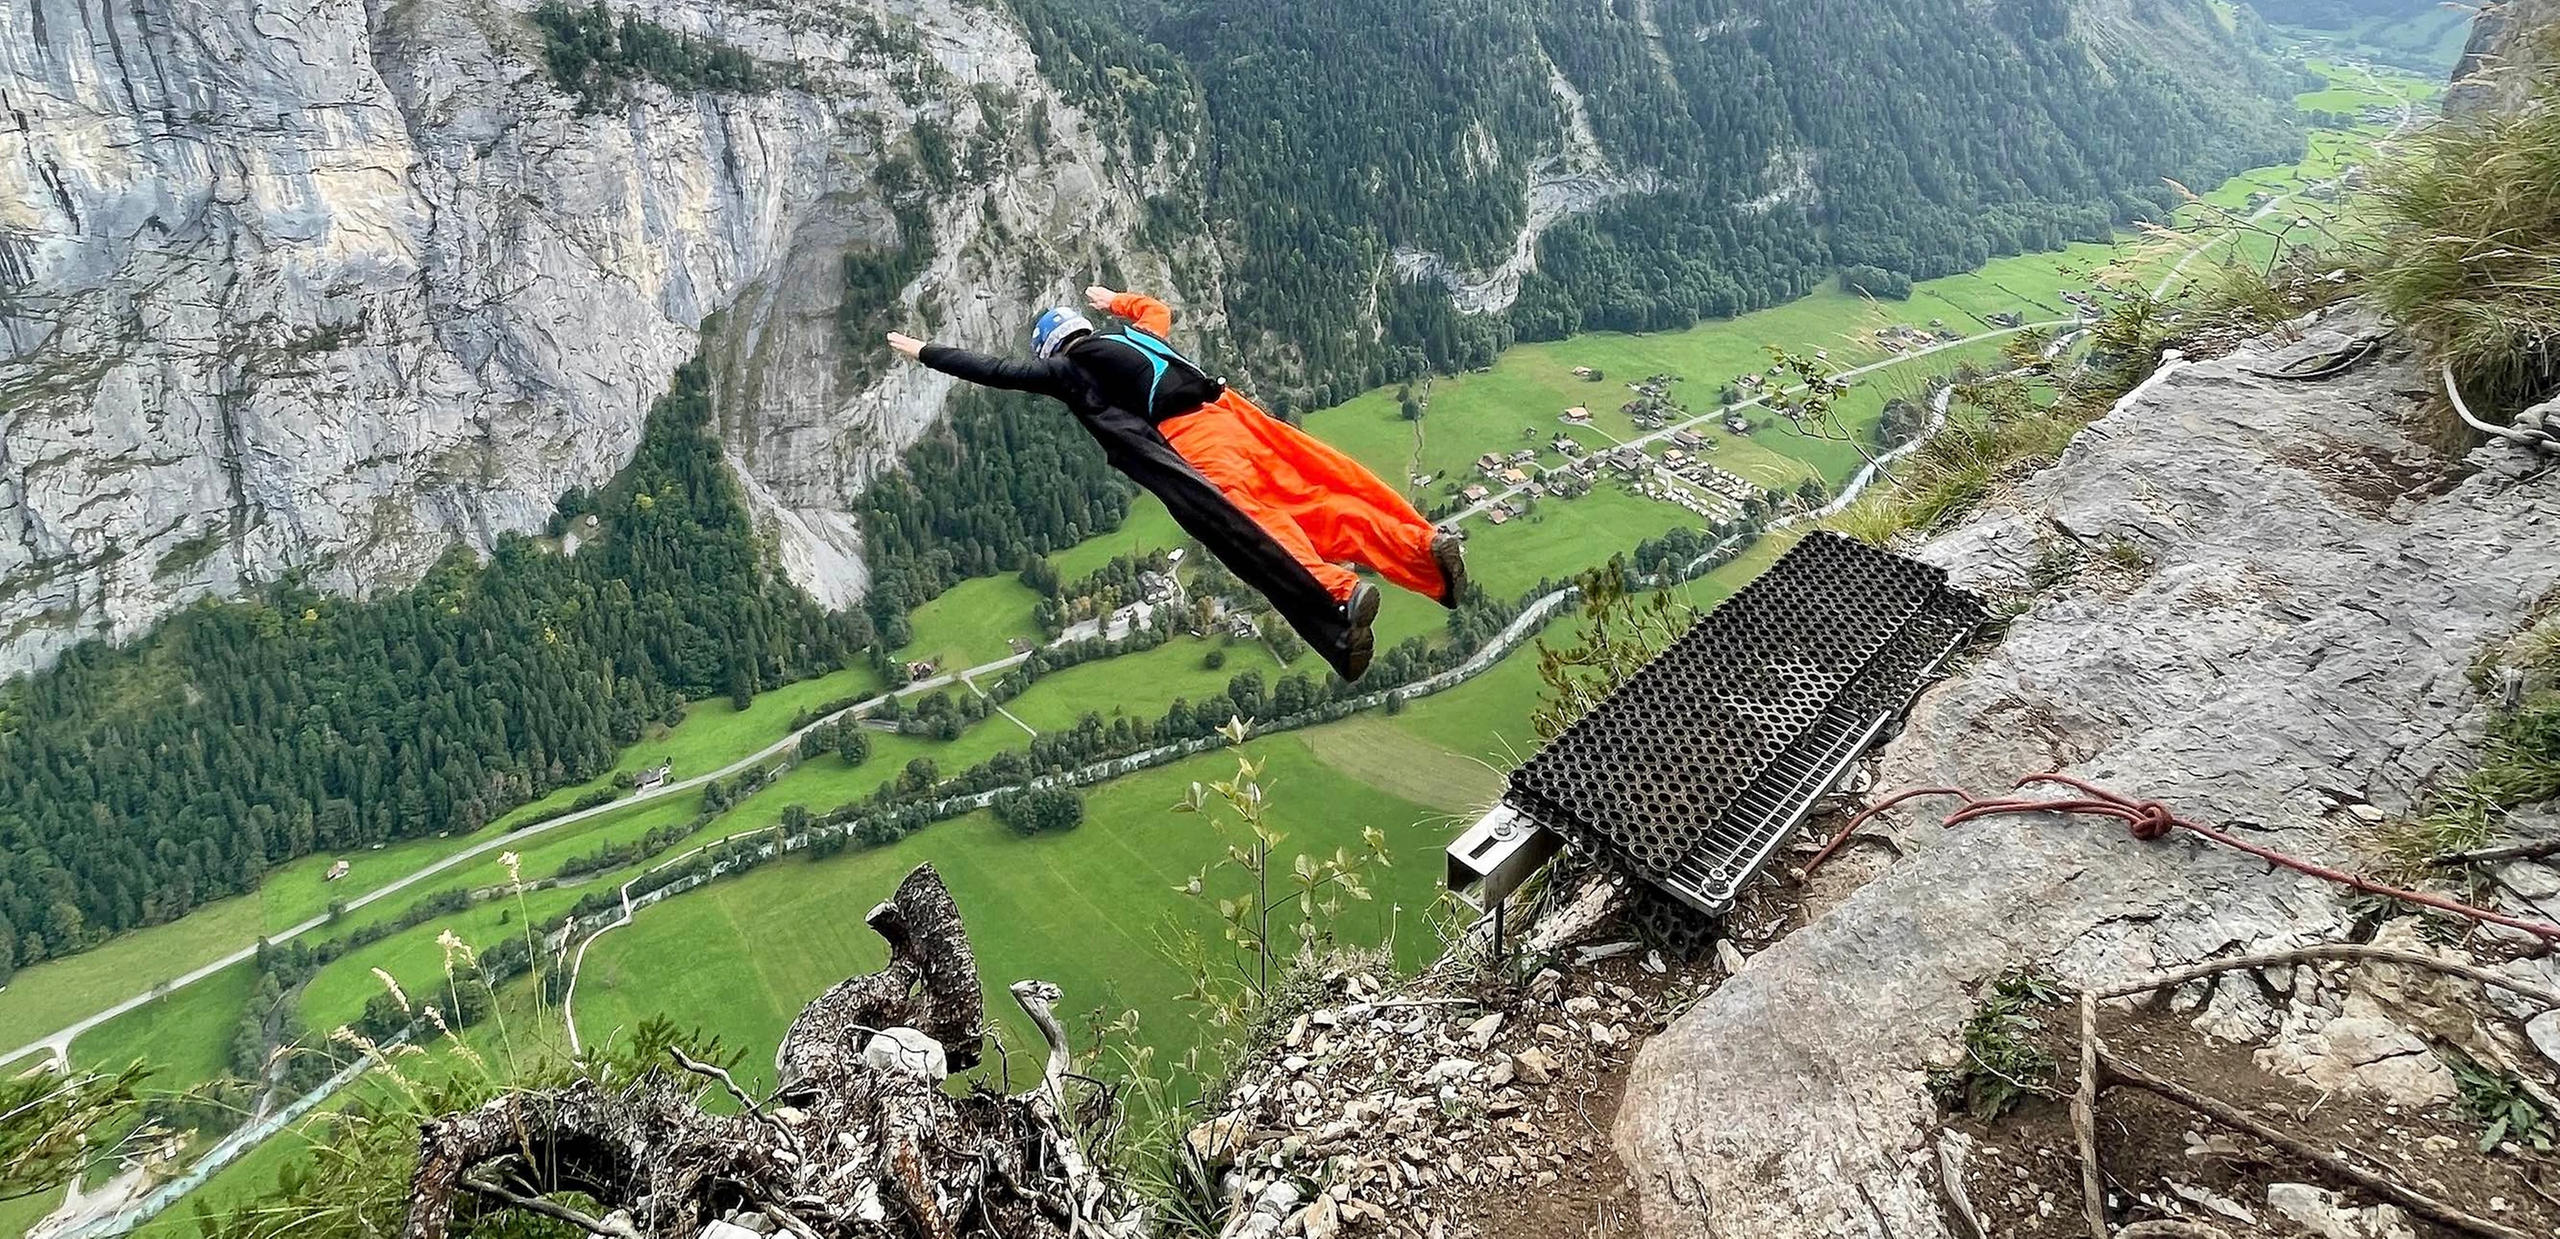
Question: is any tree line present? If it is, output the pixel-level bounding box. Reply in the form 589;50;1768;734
0;362;865;975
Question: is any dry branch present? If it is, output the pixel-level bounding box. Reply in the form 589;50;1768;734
2098;1048;2533;1239
2096;943;2560;1010
2075;991;2107;1239
399;864;1136;1239
2435;838;2560;867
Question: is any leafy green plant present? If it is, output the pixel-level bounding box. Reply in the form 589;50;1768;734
1930;969;2068;1121
1530;557;1693;742
1168;720;1390;1040
2445;1048;2555;1153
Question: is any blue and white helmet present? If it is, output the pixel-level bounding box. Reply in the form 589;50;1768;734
1031;307;1093;358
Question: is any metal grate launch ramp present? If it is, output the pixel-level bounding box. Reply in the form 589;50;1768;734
1497;532;1986;916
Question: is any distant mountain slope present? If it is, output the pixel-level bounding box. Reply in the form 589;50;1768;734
2248;0;2478;71
1108;0;2303;401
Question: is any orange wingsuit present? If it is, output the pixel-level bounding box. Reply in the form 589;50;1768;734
1109;292;1450;607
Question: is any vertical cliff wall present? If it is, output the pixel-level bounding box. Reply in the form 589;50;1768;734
0;0;1216;676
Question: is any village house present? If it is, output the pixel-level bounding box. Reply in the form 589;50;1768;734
1551;436;1584;457
1559;406;1593;425
1663;448;1689;467
1670;430;1705;450
635;759;674;792
1461;483;1491;502
1486;507;1511;526
1475;451;1504;474
1523;481;1547;498
1227;611;1261;640
1725;414;1751;434
325;859;350;883
906;659;940;681
1499;467;1530;486
1570;366;1598;379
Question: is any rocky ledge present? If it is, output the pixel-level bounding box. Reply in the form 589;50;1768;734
1200;307;2560;1239
1618;308;2560;1237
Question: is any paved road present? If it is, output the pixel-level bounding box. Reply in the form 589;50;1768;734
0;647;1039;1072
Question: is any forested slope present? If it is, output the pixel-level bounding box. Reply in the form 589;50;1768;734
1044;0;2303;404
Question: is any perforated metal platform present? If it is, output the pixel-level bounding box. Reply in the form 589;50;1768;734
1506;532;1985;915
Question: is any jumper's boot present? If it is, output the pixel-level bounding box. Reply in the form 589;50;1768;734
1431;528;1470;609
1337;581;1382;681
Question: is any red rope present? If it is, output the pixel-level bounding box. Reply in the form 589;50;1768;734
1800;773;2560;942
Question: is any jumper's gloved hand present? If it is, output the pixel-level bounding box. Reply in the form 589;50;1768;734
886;331;926;361
1084;285;1118;313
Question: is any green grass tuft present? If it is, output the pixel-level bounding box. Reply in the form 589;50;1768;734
2365;28;2560;416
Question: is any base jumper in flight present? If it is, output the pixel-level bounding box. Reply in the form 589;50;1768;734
888;286;1466;682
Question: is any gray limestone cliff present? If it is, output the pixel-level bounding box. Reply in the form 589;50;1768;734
2449;0;2559;116
0;0;1217;676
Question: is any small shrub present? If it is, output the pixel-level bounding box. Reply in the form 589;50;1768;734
1930;968;2067;1121
2447;1048;2555;1153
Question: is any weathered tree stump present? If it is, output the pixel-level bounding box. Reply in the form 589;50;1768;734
401;865;1142;1239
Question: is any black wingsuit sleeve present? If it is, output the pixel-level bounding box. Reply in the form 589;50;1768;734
917;345;1079;398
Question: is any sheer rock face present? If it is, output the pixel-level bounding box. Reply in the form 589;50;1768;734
1612;309;2560;1238
2448;0;2559;117
0;0;1215;676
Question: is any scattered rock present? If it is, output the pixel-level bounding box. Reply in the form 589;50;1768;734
1513;1047;1557;1085
2265;1182;2416;1239
1714;939;1747;976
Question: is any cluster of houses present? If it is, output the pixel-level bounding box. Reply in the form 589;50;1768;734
2060;288;2105;319
1620;373;1684;430
1639;448;1768;522
1876;321;1967;353
1474;448;1540;488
